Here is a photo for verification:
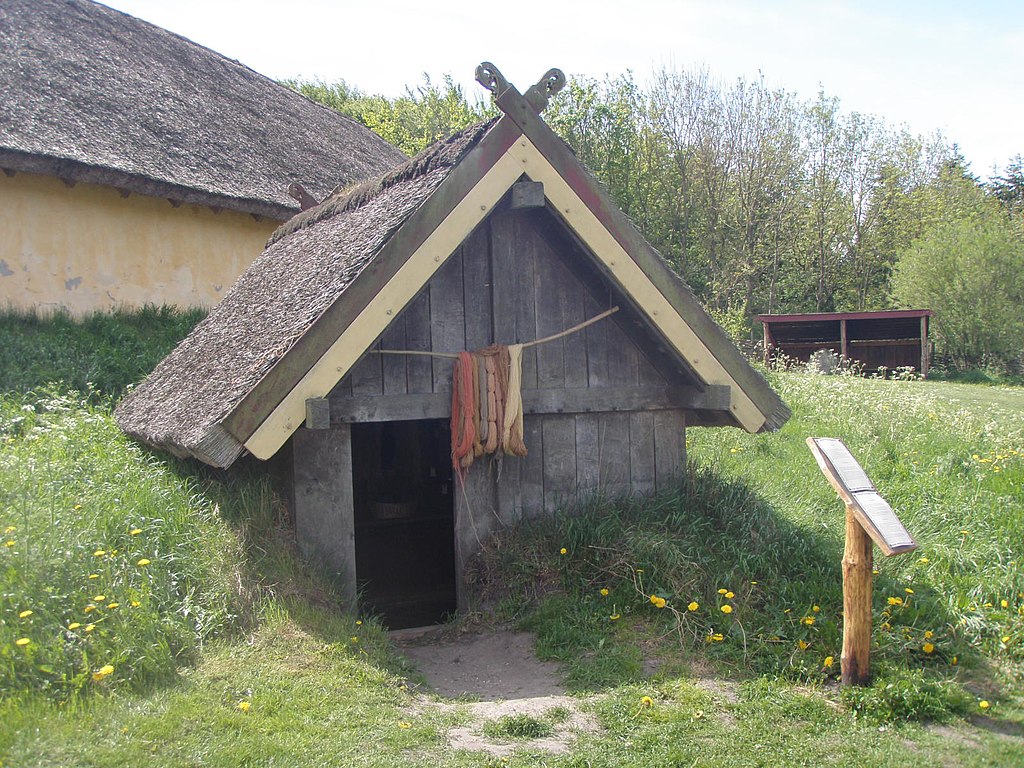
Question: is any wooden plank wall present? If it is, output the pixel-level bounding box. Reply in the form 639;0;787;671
329;203;688;517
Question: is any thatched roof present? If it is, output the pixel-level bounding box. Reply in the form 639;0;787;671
116;68;790;469
115;120;496;466
0;0;404;219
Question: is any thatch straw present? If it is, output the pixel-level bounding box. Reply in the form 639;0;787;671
0;0;404;219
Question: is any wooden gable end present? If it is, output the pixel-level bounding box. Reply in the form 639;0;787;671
327;195;723;427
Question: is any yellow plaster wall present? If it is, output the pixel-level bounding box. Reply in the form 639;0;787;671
0;171;280;314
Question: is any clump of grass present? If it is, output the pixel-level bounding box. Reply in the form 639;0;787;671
0;306;205;397
0;388;245;701
841;668;970;724
482;713;553;740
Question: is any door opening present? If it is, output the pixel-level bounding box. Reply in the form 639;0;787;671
351;419;456;629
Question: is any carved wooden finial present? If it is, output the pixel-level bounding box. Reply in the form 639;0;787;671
476;62;565;114
524;68;566;112
288;183;319;211
475;62;509;95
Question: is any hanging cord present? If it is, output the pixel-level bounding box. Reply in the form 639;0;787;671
375;306;619;359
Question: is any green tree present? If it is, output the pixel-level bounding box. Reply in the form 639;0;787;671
284;75;494;156
891;208;1024;369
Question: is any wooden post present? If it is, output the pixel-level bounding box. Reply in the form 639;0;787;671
807;437;917;687
841;502;873;686
840;318;848;361
920;315;929;378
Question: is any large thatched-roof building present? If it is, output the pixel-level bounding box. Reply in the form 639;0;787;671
0;0;403;312
117;65;790;628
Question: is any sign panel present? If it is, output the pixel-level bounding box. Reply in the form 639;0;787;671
807;437;917;556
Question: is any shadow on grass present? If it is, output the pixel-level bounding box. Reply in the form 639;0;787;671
468;465;970;698
168;452;417;681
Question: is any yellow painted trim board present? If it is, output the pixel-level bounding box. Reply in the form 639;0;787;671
243;146;526;459
505;138;767;433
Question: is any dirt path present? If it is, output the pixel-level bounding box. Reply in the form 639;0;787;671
395;629;600;756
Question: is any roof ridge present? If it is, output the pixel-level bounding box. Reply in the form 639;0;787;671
267;117;499;245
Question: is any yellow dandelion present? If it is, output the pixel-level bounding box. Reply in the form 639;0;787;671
93;595;106;602
559;547;567;555
398;721;411;729
797;639;809;651
600;588;610;597
610;613;621;621
922;643;935;654
3;525;14;533
750;581;758;585
706;633;724;642
801;616;815;626
91;664;114;682
137;558;151;567
84;624;95;632
3;540;14;548
94;550;106;557
1001;599;1009;609
130;601;140;607
18;609;33;618
924;630;934;639
725;591;735;599
823;655;834;668
918;557;929;564
15;637;30;647
84;604;96;613
350;636;358;643
687;601;699;612
887;596;903;606
952;656;958;666
129;528;142;535
355;620;362;625
812;605;820;613
237;701;251;712
904;588;914;595
979;700;990;710
107;602;119;609
68;622;81;630
717;588;728;595
720;604;733;614
640;695;653;708
1002;636;1011;644
88;574;99;580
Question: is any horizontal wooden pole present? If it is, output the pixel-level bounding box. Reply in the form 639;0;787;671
328;384;730;424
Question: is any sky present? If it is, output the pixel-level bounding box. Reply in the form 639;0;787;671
101;0;1023;176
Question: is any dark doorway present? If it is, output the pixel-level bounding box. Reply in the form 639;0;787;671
351;419;456;629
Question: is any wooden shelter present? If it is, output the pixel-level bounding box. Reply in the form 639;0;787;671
117;64;789;628
759;310;934;377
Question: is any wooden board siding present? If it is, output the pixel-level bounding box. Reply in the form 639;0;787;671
323;202;691;515
328;203;692;402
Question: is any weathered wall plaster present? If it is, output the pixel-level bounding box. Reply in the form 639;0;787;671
0;171;279;313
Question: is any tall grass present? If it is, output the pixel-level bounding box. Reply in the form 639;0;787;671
0;389;246;701
0;306;205;397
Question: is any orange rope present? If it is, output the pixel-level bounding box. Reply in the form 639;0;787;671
450;351;476;474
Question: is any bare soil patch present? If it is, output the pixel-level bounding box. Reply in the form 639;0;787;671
395;629;600;756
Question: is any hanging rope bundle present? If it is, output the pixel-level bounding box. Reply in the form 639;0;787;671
450;344;528;474
376;306;620;477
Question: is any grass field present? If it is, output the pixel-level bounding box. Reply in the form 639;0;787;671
1;311;1021;766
